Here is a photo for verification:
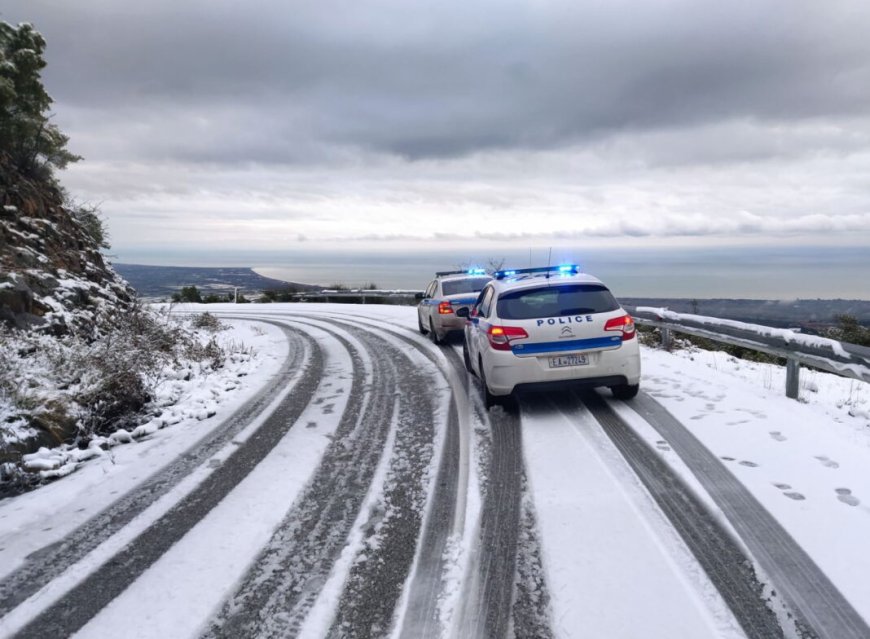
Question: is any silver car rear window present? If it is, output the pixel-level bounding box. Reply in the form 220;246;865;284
497;284;619;320
442;277;491;296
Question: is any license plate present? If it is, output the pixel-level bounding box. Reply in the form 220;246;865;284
548;354;589;368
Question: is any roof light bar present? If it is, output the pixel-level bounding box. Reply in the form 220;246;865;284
494;264;581;280
435;267;489;277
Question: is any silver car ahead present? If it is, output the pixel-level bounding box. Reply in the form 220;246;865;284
417;269;492;344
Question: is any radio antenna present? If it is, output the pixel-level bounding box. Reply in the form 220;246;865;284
546;247;552;280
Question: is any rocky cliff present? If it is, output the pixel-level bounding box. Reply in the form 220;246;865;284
0;157;134;336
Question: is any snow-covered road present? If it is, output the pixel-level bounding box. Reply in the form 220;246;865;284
1;303;869;639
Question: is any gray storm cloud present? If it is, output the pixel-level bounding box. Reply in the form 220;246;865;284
8;0;870;163
3;0;870;252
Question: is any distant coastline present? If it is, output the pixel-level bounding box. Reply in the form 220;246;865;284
113;263;319;299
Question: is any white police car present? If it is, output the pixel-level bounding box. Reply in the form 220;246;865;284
417;269;492;344
458;265;640;407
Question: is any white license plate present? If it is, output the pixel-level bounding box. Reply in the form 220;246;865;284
548;354;589;368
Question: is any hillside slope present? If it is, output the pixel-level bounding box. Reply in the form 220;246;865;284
0;156;134;334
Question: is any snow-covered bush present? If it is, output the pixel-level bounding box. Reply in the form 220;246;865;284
190;311;225;332
0;305;229;474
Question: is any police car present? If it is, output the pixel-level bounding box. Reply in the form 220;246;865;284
417;269;492;344
458;265;640;406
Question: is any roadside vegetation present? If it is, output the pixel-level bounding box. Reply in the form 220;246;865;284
0;22;244;494
0;308;234;493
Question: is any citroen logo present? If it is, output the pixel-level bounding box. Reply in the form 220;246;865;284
560;326;574;338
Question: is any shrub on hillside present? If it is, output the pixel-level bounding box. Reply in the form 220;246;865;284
0;305;228;458
190;311;225;332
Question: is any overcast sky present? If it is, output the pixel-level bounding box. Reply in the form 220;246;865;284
4;0;870;261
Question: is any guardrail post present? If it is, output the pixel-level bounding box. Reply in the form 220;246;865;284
786;358;800;399
661;327;673;351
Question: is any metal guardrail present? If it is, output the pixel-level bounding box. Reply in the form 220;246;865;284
291;290;422;305
626;306;870;400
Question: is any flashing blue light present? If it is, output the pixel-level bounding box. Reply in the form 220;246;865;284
558;264;577;273
467;268;487;275
503;269;517;277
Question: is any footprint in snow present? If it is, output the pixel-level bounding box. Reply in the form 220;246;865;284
737;408;767;419
306;421;318;429
727;420;751;426
655;440;671;452
690;414;708;421
739;460;759;467
769;431;787;442
836;488;860;507
772;482;805;500
815;456;840;469
721;456;736;462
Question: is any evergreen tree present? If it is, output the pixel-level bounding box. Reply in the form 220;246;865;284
0;21;80;181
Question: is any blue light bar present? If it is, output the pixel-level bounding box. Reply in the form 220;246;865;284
495;264;581;280
466;268;487;275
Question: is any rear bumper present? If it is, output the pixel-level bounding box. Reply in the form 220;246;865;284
484;341;641;396
434;315;468;333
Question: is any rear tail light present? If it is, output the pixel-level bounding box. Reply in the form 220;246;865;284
488;325;529;351
604;314;636;341
438;301;453;315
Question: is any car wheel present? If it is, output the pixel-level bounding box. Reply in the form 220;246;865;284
479;357;499;409
429;319;442;345
610;383;639;400
418;314;428;335
463;341;473;374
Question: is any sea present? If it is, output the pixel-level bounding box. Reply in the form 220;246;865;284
114;244;870;300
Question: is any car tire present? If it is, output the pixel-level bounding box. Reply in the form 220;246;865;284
418;314;428;335
429;319;442;345
463;341;473;374
610;383;639;400
479;357;500;409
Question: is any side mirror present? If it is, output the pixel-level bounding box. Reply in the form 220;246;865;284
414;292;424;300
456;307;469;318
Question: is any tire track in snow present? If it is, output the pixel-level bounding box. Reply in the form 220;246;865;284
458;400;523;639
201;319;393;638
625;391;869;639
395;346;462;639
579;390;786;639
309;319;440;639
10;323;326;638
181;309;466;639
0;320;310;620
305;313;471;639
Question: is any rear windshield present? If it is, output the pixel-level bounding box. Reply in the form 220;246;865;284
496;284;619;320
442;277;491;296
